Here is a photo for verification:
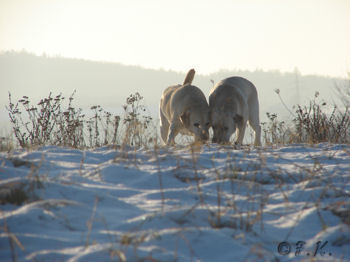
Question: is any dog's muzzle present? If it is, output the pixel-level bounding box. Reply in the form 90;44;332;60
200;130;209;141
212;136;223;143
212;136;227;144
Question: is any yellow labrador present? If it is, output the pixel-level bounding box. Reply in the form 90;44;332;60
160;69;210;145
209;76;261;146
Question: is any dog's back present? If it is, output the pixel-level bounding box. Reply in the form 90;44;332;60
159;69;210;144
160;85;180;115
209;76;261;146
160;69;197;119
170;84;208;115
209;77;257;107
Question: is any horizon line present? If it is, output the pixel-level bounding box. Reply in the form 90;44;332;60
1;48;347;79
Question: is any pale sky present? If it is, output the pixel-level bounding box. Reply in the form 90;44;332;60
1;0;350;77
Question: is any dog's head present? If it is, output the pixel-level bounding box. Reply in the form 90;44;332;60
210;110;242;144
180;109;210;142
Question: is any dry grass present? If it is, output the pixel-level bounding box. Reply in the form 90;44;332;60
262;91;350;146
6;91;155;150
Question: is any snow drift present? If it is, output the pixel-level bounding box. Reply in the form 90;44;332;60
1;143;349;261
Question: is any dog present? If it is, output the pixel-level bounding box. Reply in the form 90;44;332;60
209;76;261;146
159;69;210;145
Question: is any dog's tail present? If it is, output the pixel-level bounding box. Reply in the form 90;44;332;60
183;69;195;85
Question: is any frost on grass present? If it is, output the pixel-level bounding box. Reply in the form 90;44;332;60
0;143;349;261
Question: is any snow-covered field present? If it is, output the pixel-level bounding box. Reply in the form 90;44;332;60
1;143;349;261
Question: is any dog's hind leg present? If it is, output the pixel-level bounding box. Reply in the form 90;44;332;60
167;122;180;145
160;108;169;144
251;122;261;146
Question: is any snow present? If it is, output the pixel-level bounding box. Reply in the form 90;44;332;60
1;143;349;261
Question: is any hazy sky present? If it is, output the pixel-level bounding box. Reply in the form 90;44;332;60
1;0;349;77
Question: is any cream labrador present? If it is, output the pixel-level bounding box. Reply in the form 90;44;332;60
160;69;210;145
209;76;261;146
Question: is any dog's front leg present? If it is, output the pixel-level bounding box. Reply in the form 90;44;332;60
235;119;247;146
253;125;262;146
160;109;170;144
167;122;179;145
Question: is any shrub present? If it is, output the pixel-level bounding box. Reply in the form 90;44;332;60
120;92;155;147
294;94;350;143
261;112;293;145
7;91;87;148
7;91;155;149
265;91;350;145
0;135;14;152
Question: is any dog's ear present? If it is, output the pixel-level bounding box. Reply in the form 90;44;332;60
234;114;243;124
183;69;195;85
180;111;190;127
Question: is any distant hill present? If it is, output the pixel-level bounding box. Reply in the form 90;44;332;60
0;51;345;131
